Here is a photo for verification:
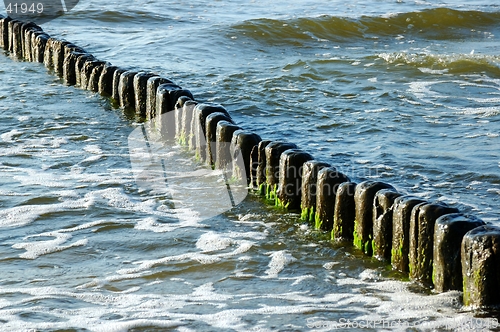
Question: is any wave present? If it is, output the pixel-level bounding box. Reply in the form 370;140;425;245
66;9;170;23
378;52;500;77
231;8;500;45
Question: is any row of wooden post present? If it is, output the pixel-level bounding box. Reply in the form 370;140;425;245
2;15;499;310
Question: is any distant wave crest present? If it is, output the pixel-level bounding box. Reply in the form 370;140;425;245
231;8;500;45
379;52;500;77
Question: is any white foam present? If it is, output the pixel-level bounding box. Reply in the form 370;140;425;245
13;171;69;188
94;320;182;332
83;144;104;154
12;220;112;259
454;106;500;117
364;108;389;113
418;67;449;74
467;97;500;103
0;264;496;332
56;190;80;198
0;197;93;228
196;232;265;257
291;275;315;286
13;235;88;260
263;250;297;278
359;269;381;281
196;232;235;252
50;137;69;148
134;214;205;233
0;129;22;142
323;262;340;270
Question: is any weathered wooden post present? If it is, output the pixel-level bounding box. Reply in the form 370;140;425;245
231;130;262;184
75;53;96;87
118;70;139;110
205;112;233;167
98;64;118;96
462;225;500;308
391;196;426;273
63;50;87;85
52;39;71;77
146;77;172;121
315;167;349;231
43;37;56;69
332;182;357;241
32;32;50;63
276;149;314;210
408;203;459;286
181;100;198;147
157;83;194;140
0;16;12;50
264;142;297;202
215;121;241;170
433;213;484;293
88;62;107;92
254;140;272;195
353;181;395;255
372;189;402;261
111;68;127;102
133;72;158;117
300;161;330;222
191;104;229;161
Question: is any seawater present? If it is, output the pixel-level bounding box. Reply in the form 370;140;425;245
1;0;500;330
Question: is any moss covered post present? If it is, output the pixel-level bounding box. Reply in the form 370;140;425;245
353;181;395;256
276;149;314;210
408;203;459;286
264;142;297;202
433;213;484;293
332;182;357;242
300;161;330;222
315;167;349;231
462;225;500;308
391;196;426;274
372;189;402;261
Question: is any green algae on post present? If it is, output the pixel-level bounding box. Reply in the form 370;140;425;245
433;213;484;293
391;196;426;274
408;203;459;286
157;83;194;141
254;141;271;196
314;167;349;231
332;182;356;241
215;120;241;170
205;112;234;167
276;149;313;210
353;181;395;256
231;130;262;184
182;100;198;148
300;161;330;222
462;225;500;309
372;189;401;261
264;141;297;202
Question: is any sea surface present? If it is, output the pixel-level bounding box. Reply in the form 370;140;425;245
1;0;500;331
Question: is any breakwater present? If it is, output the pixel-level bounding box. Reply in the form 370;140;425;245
1;15;499;310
